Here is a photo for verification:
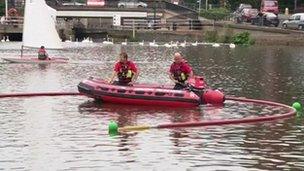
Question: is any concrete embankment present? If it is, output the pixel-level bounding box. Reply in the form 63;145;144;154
102;25;304;46
1;21;303;46
102;24;304;46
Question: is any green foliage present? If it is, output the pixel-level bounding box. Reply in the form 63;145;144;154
200;7;230;21
220;27;234;43
185;0;197;4
278;0;296;11
0;2;5;16
205;30;219;42
77;0;86;3
232;32;255;45
129;36;140;42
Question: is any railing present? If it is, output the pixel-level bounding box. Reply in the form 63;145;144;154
114;18;202;30
54;0;198;19
0;16;24;27
163;1;198;19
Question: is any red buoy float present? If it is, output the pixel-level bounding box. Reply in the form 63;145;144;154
202;89;225;104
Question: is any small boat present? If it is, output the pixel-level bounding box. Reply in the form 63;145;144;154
15;0;65;63
78;76;225;107
2;57;68;64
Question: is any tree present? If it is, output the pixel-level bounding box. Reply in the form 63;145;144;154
0;1;4;16
200;7;230;21
226;0;259;10
200;7;230;28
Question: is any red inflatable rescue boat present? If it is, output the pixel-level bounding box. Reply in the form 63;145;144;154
78;76;225;107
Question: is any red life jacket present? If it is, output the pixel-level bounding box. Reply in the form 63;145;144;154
38;48;47;59
116;62;135;83
170;62;192;83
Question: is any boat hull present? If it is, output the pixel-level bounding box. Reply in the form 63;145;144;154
78;78;202;107
2;57;68;64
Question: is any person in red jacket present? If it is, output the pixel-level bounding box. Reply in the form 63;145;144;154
169;52;193;90
38;46;49;60
109;52;139;85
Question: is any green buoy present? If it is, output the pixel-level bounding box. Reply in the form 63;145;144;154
292;102;302;112
108;121;118;135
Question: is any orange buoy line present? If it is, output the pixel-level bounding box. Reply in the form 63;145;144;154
0;92;297;132
0;92;82;98
112;96;297;133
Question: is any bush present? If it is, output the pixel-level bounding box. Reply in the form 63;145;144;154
219;27;234;43
200;8;230;21
129;36;140;42
205;30;219;42
0;2;4;16
232;32;255;45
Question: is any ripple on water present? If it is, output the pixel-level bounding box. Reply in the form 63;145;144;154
0;43;304;170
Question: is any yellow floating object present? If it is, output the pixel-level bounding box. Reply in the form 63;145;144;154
118;125;151;132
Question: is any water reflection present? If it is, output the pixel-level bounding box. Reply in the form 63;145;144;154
78;100;202;126
37;63;49;70
0;43;304;170
240;121;304;170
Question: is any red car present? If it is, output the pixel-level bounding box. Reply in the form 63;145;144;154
241;8;259;22
261;0;279;15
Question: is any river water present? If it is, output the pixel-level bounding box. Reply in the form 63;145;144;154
0;42;303;170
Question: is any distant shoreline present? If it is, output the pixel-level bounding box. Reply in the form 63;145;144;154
103;26;304;46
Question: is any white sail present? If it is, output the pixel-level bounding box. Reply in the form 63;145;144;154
23;0;62;49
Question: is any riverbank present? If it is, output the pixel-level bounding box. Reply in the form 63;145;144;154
102;25;304;46
2;21;304;46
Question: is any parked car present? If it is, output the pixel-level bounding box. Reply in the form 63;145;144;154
118;0;147;8
241;8;259;22
62;2;86;6
236;3;252;13
233;4;252;23
261;0;279;15
282;13;304;30
251;12;279;27
87;0;105;6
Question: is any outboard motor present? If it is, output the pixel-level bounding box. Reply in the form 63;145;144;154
187;76;225;105
202;89;225;105
187;76;207;90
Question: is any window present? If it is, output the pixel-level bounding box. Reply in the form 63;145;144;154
264;1;277;7
295;15;301;20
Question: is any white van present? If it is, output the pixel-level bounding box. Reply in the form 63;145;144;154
282;13;304;30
